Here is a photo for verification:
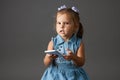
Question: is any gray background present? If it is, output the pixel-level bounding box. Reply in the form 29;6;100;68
0;0;120;80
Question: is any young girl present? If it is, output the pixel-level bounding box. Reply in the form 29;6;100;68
41;5;89;80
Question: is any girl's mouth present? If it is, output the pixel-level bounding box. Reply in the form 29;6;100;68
60;30;64;33
60;30;63;32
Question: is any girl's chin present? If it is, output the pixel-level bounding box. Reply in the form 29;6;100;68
59;34;68;38
59;34;65;37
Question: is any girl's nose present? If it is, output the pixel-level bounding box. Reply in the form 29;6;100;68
61;23;65;28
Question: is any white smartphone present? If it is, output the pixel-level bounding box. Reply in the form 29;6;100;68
44;50;63;57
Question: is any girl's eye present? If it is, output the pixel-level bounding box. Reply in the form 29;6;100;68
65;22;70;25
65;22;69;24
56;22;70;25
57;22;61;24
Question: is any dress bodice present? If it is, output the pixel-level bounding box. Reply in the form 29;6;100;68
52;34;82;64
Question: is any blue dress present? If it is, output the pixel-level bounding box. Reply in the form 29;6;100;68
41;35;89;80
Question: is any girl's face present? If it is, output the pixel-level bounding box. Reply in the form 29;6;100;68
56;13;77;41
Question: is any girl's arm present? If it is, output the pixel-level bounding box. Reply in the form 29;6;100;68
72;41;85;66
43;40;57;66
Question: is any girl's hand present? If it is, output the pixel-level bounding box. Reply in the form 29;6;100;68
46;54;58;60
63;49;74;61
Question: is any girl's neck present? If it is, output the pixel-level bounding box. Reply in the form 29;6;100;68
63;37;69;42
60;34;74;42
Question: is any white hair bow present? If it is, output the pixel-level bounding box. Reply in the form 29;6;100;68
71;6;79;13
58;5;67;11
58;5;79;13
